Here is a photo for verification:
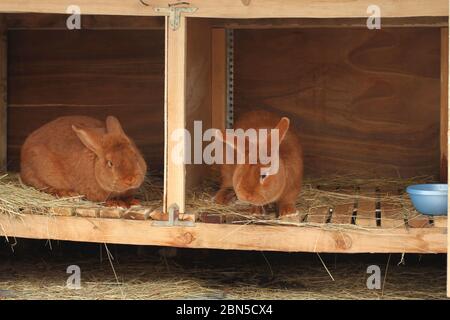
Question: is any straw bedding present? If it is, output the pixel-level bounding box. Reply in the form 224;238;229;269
0;250;446;300
0;173;447;300
0;172;435;227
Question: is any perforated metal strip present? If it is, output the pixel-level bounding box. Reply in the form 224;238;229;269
226;29;234;129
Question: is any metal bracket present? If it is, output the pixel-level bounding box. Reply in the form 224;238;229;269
152;203;195;227
154;5;198;31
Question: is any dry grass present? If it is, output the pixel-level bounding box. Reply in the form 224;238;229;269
0;249;446;300
0;173;164;216
0;172;446;300
185;173;434;228
0;172;435;229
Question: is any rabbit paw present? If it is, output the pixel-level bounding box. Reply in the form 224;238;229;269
249;206;265;215
278;203;297;217
52;190;80;198
125;197;141;207
213;188;236;205
105;199;129;208
106;197;141;208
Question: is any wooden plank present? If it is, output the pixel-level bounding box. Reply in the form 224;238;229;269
122;208;150;220
164;16;186;214
209;27;227;176
212;17;449;29
378;186;406;229
441;28;449;182
234;28;441;179
407;214;432;228
75;208;98;218
433;215;447;228
0;0;447;18
5;13;165;30
306;206;329;224
211;28;227;133
331;203;354;225
355;198;377;228
185;18;212;190
447;17;450;300
99;207;124;219
0;16;6;172
49;207;73;216
198;212;225;224
379;202;406;229
0;214;446;253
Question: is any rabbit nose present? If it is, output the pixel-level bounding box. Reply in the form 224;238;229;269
125;176;137;186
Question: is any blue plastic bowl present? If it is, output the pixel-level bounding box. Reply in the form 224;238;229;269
406;184;448;216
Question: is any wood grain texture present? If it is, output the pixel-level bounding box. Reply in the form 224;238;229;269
356;199;377;227
234;28;441;178
185;18;212;190
165;16;187;213
5;13;165;30
306;206;329;223
0;0;447;18
0;213;446;253
331;203;354;224
0;16;6;172
211;28;227;132
447;18;450;300
7;29;165;171
212;17;450;29
441;28;449;182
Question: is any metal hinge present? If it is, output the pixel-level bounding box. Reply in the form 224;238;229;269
152;203;195;227
154;4;198;31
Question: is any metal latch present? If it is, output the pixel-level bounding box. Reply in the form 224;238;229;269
153;203;195;227
154;4;198;31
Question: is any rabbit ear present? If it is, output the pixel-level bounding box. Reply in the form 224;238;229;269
106;116;126;136
72;125;103;156
214;129;237;151
266;117;290;151
274;117;290;143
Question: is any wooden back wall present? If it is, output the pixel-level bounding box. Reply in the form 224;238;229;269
234;28;441;179
7;29;165;172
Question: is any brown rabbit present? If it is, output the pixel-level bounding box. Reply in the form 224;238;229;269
20;116;147;206
214;110;303;216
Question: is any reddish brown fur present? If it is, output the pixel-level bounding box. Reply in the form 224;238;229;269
20;116;147;205
214;110;303;216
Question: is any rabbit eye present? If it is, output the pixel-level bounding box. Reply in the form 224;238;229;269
260;173;268;183
107;160;113;168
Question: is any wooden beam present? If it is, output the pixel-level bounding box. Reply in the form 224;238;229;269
211;17;449;29
0;214;446;253
164;16;186;214
0;16;6;172
0;0;447;18
5;13;165;30
442;28;449;182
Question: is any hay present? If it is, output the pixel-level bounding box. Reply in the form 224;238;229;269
0;172;434;227
0;173;164;216
186;174;435;228
0;172;446;300
0;173;92;216
0;252;446;300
